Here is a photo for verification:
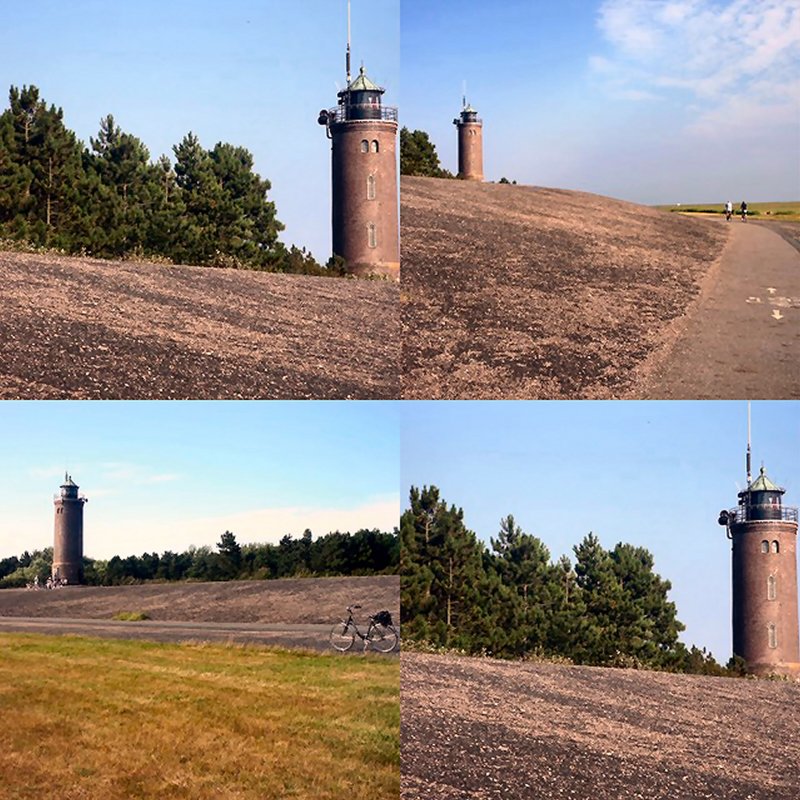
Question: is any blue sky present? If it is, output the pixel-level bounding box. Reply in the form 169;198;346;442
0;0;400;262
0;401;400;560
402;0;799;203
400;400;800;664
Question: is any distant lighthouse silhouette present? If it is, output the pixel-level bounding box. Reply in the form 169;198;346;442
718;407;799;676
317;1;399;280
53;473;87;584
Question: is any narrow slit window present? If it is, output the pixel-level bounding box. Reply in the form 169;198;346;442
768;575;777;600
360;139;369;153
367;174;376;200
761;540;769;553
768;624;777;649
772;540;780;554
371;140;379;153
367;222;377;248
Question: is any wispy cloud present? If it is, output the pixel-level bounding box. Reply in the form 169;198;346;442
97;462;182;486
591;0;800;135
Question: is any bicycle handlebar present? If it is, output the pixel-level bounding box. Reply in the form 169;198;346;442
347;605;362;612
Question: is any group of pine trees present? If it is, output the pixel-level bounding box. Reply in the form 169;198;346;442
0;85;332;274
0;527;398;588
402;485;735;676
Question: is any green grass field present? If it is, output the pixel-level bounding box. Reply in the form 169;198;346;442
654;201;800;221
0;634;399;799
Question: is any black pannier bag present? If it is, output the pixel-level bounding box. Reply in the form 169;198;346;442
374;610;393;626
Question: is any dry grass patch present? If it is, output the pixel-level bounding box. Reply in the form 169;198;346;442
0;634;399;799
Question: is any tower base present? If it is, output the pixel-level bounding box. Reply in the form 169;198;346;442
348;261;399;281
746;661;800;679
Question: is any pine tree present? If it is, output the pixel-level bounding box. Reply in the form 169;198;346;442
490;514;555;654
87;114;152;255
610;542;685;667
572;532;629;664
401;485;487;649
5;85;83;247
217;530;242;578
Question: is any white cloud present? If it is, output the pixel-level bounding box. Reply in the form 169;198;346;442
592;0;800;136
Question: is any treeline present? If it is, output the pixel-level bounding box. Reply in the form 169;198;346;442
0;84;336;274
0;528;398;588
402;486;739;676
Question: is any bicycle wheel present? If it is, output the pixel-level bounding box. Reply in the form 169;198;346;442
367;623;398;653
330;622;355;651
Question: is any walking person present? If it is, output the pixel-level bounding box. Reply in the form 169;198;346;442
725;200;732;221
740;200;747;221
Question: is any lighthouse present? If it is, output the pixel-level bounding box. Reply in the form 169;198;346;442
53;473;87;584
718;418;799;676
453;98;483;181
317;2;399;280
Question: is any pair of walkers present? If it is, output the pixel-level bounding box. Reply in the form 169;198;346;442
725;200;747;221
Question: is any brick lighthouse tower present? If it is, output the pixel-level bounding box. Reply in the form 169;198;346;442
453;97;483;181
317;1;399;280
53;473;87;584
718;415;799;676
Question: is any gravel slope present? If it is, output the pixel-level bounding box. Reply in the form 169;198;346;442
402;652;800;800
401;177;727;399
0;251;399;399
0;575;400;625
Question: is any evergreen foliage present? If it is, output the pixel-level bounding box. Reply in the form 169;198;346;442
399;127;453;178
0;528;398;587
402;485;736;676
0;85;333;275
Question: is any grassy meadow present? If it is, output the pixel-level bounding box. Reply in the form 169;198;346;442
0;634;399;799
655;200;800;221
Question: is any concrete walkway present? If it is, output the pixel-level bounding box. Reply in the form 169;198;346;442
638;221;800;399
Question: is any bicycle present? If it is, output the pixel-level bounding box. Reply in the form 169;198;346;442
330;605;398;653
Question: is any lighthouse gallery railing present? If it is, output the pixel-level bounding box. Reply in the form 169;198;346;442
327;104;398;123
727;505;799;524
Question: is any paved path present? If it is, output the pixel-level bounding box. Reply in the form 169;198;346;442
638;221;800;399
0;616;398;656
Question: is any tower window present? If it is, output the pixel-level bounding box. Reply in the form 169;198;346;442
761;540;769;553
768;624;777;649
367;223;377;248
772;540;780;554
371;140;379;153
367;174;376;200
360;140;369;153
768;575;777;601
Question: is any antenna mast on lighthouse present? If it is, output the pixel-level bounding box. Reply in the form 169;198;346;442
346;0;352;84
746;401;752;486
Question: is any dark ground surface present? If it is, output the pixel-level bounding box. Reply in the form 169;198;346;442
401;177;727;399
0;251;399;399
402;652;800;800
